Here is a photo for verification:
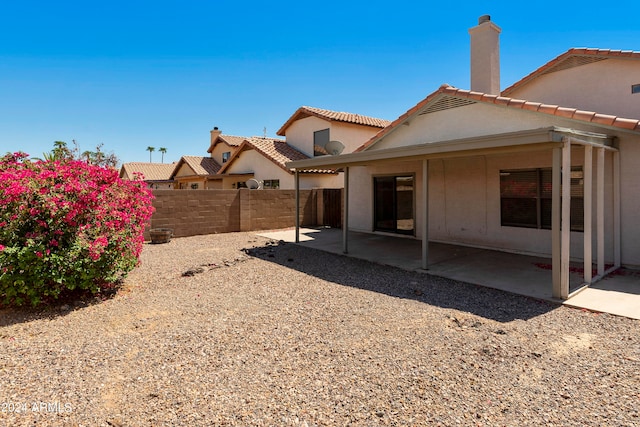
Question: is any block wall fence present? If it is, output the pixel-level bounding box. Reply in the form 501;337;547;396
145;188;342;239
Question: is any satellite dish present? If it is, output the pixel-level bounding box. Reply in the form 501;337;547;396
246;178;263;189
325;140;345;155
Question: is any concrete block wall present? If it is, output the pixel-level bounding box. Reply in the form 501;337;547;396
146;189;337;239
148;190;241;238
240;189;316;231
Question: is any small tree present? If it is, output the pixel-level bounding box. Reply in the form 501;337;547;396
159;147;167;163
146;146;155;162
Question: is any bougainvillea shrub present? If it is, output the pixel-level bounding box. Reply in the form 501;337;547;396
0;152;154;306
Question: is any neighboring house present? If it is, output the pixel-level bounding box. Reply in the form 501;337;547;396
171;155;221;189
288;16;640;299
217;136;337;189
118;162;176;189
207;127;246;167
174;109;390;190
277;105;391;157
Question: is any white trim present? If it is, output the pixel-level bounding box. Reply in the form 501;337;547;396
343;167;349;254
422;159;429;270
583;145;593;283
597;148;605;276
552;147;562;298
613;151;621;267
561;140;571;299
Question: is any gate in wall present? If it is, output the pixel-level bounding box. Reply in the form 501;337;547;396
322;189;342;229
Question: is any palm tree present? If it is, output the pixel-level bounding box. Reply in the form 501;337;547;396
159;147;167;163
146;146;155;162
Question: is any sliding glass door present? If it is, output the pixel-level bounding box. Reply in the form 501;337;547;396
374;175;414;235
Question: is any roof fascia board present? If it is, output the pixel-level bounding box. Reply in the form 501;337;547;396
288;127;611;170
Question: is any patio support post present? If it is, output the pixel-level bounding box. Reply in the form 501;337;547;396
613;150;621;267
560;139;571;299
597;148;605;276
552;147;562;297
421;159;429;270
583;145;593;284
343;167;349;254
295;170;300;243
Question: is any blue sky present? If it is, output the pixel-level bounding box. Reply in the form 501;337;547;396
1;1;638;165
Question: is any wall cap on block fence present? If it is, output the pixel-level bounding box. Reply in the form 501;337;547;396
149;228;174;244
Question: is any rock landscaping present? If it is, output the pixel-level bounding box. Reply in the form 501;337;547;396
1;232;638;426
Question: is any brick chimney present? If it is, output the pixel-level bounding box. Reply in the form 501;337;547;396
209;126;221;157
468;15;501;95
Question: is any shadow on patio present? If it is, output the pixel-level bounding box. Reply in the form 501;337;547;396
245;236;558;323
257;227;640;320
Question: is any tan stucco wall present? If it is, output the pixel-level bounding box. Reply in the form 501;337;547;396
224;149;293;187
348;146;622;263
617;135;640;267
506;59;640;119
284;116;382;156
175;163;195;178
176;176;206;190
210;142;236;166
224;148;342;189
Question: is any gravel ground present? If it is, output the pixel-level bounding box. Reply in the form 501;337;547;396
1;232;639;426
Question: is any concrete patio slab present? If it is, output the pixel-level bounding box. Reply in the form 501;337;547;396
258;227;640;320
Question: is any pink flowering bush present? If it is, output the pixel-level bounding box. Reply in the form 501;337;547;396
0;151;154;306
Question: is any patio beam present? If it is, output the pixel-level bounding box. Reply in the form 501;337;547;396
597;148;605;276
552;147;561;298
295;170;300;243
343;167;349;254
613;150;621;267
583;145;593;284
421;159;429;269
560;139;571;299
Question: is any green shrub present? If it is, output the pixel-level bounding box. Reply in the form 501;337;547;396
0;151;154;306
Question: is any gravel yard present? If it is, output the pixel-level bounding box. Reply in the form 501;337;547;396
1;232;639;426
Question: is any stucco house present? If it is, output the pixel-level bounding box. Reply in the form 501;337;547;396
206;127;246;167
277;106;391;157
118;162;176;189
216;136;337;189
288;16;640;300
210;107;390;189
171;155;221;189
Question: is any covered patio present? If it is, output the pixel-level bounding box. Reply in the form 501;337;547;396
259;227;640;319
289;127;621;301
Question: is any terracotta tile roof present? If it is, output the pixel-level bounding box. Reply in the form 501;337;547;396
207;134;248;153
276;106;391;136
219;135;246;147
175;156;221;176
219;137;336;175
355;84;640;152
119;162;176;181
502;48;640;96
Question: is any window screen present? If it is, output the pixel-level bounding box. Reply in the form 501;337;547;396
500;167;583;231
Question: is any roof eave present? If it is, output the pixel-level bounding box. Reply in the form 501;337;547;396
287;127;613;170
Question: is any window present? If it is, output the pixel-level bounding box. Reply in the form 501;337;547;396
263;179;280;189
500;168;583;231
236;181;247;189
222;151;231;163
632;84;640;94
313;128;330;156
374;175;414;235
